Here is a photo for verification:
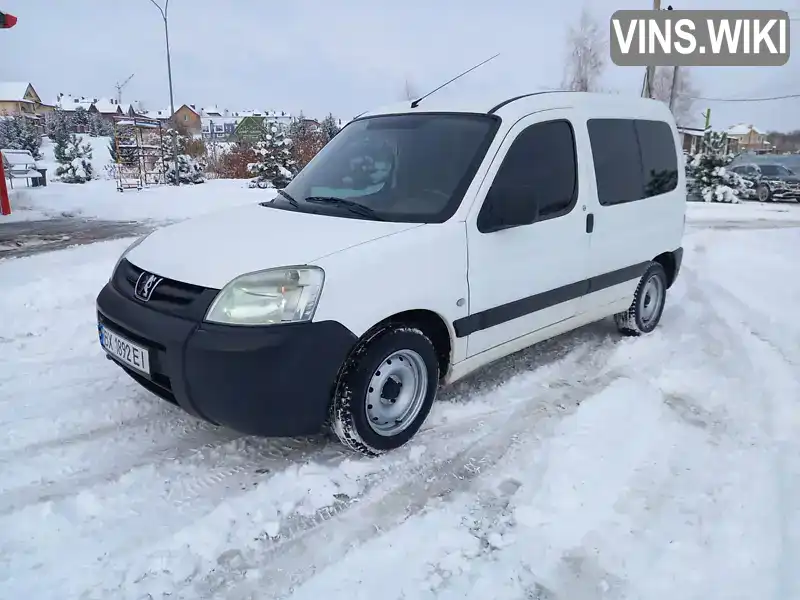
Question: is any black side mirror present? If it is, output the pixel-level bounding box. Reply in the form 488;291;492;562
477;186;538;233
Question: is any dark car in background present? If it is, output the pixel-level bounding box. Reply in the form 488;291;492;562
729;162;800;202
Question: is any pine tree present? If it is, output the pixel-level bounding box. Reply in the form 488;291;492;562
166;154;206;184
88;112;111;137
46;109;72;147
686;131;751;203
0;115;42;159
72;106;90;131
55;132;94;183
248;124;296;188
320;113;341;141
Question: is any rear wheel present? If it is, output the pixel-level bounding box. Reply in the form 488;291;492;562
614;262;668;336
330;326;439;456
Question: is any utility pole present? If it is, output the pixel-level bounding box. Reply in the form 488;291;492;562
642;0;665;98
668;65;680;112
148;0;179;185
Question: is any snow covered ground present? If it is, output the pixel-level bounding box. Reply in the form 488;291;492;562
1;200;799;599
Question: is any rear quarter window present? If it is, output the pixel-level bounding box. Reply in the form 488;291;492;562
587;118;679;206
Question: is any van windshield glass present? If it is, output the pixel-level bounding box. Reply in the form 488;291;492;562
266;113;499;223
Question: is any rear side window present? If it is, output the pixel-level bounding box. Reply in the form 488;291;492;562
588;118;678;206
477;119;577;230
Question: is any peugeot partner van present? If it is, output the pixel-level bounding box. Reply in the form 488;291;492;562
96;91;685;456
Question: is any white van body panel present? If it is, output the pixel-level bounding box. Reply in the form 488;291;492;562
311;222;470;363
125;203;421;290
460;107;590;358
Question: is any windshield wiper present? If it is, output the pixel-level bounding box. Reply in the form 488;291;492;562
304;196;386;221
260;188;300;208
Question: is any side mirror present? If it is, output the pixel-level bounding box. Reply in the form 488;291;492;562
478;186;538;233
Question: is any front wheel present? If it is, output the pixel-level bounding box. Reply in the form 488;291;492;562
614;262;668;336
330;326;439;456
756;183;772;202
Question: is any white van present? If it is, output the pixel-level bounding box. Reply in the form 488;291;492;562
96;91;685;455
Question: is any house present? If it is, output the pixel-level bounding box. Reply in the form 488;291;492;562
173;104;202;136
726;123;769;153
53;94;139;132
677;126;705;155
0;82;54;133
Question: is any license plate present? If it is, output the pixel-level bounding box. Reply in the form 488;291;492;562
99;324;151;375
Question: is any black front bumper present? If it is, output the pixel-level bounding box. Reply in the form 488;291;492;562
96;281;357;437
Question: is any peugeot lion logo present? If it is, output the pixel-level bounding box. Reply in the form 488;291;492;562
134;272;163;302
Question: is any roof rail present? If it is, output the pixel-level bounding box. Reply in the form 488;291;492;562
487;90;570;115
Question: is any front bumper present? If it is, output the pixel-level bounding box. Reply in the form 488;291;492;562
96;281;357;437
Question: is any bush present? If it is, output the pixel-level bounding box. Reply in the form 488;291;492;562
166;154;206;184
216;143;258;179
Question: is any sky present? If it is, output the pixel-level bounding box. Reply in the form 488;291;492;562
2;0;799;132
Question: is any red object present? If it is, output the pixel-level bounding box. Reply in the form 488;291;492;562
1;12;17;28
0;152;10;216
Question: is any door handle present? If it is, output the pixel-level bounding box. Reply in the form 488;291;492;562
586;213;594;233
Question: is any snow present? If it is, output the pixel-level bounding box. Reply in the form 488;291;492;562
1;188;800;598
0;81;32;102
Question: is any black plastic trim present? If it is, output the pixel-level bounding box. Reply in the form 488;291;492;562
487;91;572;115
452;262;649;338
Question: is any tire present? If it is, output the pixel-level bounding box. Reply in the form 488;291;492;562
330;326;439;456
756;183;772;202
614;262;668;336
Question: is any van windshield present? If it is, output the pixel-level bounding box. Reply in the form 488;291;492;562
266;113;500;223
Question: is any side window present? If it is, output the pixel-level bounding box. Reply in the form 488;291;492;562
636;120;678;197
587;119;643;206
477;120;577;232
588;118;678;205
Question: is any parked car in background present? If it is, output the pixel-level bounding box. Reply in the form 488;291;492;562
729;163;800;202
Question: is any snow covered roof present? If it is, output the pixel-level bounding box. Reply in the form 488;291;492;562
0;82;33;102
143;109;172;120
727;123;765;136
203;106;223;116
92;98;124;114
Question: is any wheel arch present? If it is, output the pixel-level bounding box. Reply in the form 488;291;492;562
354;309;453;380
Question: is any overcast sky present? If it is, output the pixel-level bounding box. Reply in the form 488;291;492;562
3;0;799;131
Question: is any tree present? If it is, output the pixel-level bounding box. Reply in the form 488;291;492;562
686;131;751;203
651;67;699;125
320;113;341;142
166;154;206;184
72;106;90;131
0;115;42;160
248;124;296;188
216;142;258;179
288;113;327;170
46;109;72;146
88;112;112;137
55;132;94;183
561;7;606;92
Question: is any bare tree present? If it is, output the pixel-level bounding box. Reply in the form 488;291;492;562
651;67;699;125
561;8;607;92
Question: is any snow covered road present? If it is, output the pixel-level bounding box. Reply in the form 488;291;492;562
1;210;799;599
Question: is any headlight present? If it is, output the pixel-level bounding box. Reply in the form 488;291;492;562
110;233;151;282
205;266;324;326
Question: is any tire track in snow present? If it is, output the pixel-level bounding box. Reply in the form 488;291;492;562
171;341;627;600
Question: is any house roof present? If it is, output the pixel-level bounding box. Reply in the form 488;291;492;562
0;82;37;103
727;123;765;136
91;98;124;114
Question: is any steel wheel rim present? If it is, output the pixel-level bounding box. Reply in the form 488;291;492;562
758;186;769;201
365;349;428;437
639;275;664;326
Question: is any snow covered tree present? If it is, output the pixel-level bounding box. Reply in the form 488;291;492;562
685;131;751;203
46;109;72;146
561;8;607;92
288;113;327;170
320;113;341;142
248;123;296;188
166;154;206;184
651;67;699;125
55;133;94;183
0;115;42;160
72;106;90;132
88;112;112;137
